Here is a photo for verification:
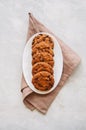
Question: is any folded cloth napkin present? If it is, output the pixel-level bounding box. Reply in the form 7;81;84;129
21;13;81;114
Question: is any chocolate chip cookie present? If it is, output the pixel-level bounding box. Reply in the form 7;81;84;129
32;41;54;56
32;62;53;75
32;71;54;91
32;34;54;49
32;52;54;67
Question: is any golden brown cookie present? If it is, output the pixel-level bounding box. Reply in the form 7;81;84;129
32;52;54;67
32;71;54;91
44;35;54;49
32;62;53;75
32;41;54;56
32;34;54;49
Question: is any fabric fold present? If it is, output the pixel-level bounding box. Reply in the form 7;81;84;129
21;13;81;114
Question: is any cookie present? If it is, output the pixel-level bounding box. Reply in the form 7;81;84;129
32;71;54;91
32;41;54;56
43;35;54;49
32;52;54;67
32;34;46;47
32;62;53;75
32;34;54;49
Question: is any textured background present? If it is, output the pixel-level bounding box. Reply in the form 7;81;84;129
0;0;86;130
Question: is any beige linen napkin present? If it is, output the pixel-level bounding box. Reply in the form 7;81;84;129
21;13;81;114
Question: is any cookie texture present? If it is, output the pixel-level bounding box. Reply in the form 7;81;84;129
32;62;53;75
32;41;54;56
32;71;54;91
32;34;54;49
32;52;54;67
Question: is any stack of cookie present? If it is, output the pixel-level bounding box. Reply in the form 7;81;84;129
32;34;54;91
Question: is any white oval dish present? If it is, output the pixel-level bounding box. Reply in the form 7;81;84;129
22;32;63;94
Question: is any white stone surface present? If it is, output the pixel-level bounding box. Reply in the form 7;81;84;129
0;0;86;130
